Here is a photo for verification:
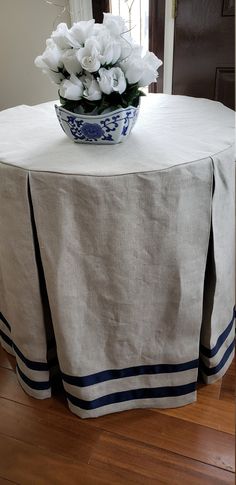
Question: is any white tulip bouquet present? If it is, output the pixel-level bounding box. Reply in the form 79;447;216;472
35;13;162;114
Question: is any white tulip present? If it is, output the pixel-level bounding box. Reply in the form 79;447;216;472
138;52;163;87
61;49;82;75
82;74;102;101
97;68;112;94
142;52;163;71
111;67;126;93
96;32;121;65
103;13;127;37
121;50;163;87
45;69;65;84
77;39;101;73
35;14;163;103
52;23;79;50
92;23;107;36
138;68;158;87
70;20;95;47
59;74;83;100
34;56;47;70
35;39;63;71
119;41;139;62
120;57;143;84
98;67;126;95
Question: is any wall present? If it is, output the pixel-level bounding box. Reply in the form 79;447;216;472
0;0;71;110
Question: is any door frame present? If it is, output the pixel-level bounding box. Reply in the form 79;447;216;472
163;0;175;94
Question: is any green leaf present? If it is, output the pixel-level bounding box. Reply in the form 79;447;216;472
58;82;143;114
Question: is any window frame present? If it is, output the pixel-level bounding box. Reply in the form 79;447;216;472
69;0;93;22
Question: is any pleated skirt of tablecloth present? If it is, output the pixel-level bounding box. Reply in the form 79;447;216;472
0;149;235;418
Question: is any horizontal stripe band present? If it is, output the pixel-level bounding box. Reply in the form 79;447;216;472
16;364;51;390
0;328;12;347
0;312;11;331
14;342;50;371
66;381;196;410
200;307;235;358
0;327;57;371
0;312;56;351
62;359;199;388
200;338;235;376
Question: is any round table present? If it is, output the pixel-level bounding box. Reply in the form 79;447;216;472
0;94;235;419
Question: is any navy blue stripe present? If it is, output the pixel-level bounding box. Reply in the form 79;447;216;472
0;328;12;348
200;338;235;376
0;327;56;371
48;337;56;351
200;308;235;358
62;359;199;388
16;364;51;391
0;312;11;331
13;344;51;371
66;381;196;411
0;312;56;351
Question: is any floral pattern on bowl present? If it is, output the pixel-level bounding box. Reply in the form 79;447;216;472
55;104;140;144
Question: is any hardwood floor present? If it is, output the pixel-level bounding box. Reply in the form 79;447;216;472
0;346;235;484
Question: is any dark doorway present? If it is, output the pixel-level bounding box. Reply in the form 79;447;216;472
92;0;110;23
172;0;235;109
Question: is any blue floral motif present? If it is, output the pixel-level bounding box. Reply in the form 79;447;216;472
81;123;104;140
65;115;113;141
122;111;133;136
100;116;120;132
55;105;140;144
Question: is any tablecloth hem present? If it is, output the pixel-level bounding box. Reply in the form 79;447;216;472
0;143;234;177
67;391;198;419
200;346;235;385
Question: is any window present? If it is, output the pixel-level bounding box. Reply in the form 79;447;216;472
110;0;149;52
91;0;165;93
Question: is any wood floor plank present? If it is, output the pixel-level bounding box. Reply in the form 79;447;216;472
0;348;15;371
0;434;156;485
0;367;68;416
197;379;222;400
90;431;235;485
154;394;235;434
0;345;235;483
87;409;235;472
0;398;101;464
0;478;18;485
219;358;236;402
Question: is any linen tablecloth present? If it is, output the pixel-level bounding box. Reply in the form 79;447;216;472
0;94;235;418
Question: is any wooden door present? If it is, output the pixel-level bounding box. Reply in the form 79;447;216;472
149;0;165;93
172;0;235;109
92;0;110;23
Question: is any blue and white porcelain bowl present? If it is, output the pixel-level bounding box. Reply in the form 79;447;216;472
55;104;140;144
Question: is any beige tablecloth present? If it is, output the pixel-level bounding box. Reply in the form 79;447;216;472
0;94;235;418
